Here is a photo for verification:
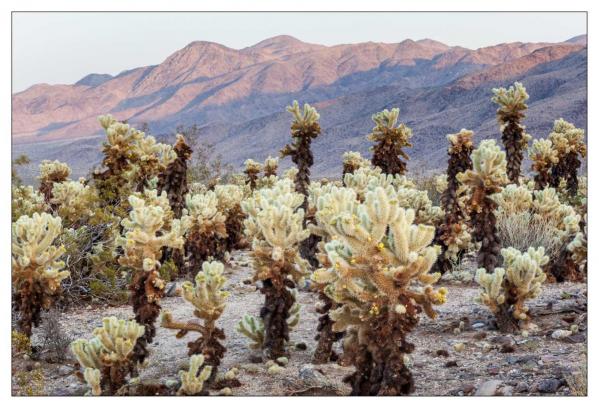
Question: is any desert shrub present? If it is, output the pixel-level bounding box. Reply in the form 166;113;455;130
14;368;45;396
38;309;72;363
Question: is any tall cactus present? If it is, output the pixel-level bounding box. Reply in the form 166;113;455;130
492;82;530;184
117;193;189;363
437;129;474;273
529;138;558;190
458;140;508;272
158;134;192;218
548;118;587;197
368;108;412;176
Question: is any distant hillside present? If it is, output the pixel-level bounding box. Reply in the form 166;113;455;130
12;34;587;183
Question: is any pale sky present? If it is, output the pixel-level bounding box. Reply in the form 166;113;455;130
12;12;586;93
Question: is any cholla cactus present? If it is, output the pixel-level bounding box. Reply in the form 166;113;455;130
240;179;310;358
158;134;193;218
93;115;177;204
492;82;531;183
549;118;586;197
12;213;69;337
280;101;322;266
117;193;190;363
11;185;48;222
50;180;96;227
529;138;558;189
568;215;587;275
312;187;446;395
71;316;145;395
458;139;508;272
368;108;412;176
38;160;71;204
214;184;248;251
162;261;228;377
437;129;474;272
177;354;213;396
475;247;548;332
343;166;415;202
244;159;262;190
263;156;279;177
183;191;228;275
342;151;370;180
494;185;583;281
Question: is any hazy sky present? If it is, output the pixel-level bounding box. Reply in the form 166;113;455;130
12;12;586;92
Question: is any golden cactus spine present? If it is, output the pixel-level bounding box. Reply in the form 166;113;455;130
12;213;70;337
312;187;446;395
492;82;530;184
458;139;508;272
437;129;474;273
368;108;412;176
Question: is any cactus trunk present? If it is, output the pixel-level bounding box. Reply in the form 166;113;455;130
130;269;164;363
312;294;342;364
260;279;295;359
472;201;501;272
502;120;525;184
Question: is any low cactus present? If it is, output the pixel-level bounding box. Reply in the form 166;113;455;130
475;247;549;332
162;261;229;378
71;316;145;395
38;160;71;205
177;354;213;396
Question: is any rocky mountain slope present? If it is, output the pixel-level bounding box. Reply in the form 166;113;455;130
12;34;587;181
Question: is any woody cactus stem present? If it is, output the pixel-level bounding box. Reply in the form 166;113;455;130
437;129;474;273
312;293;343;364
492;82;530;184
280;101;322;265
368;108;412;176
458;140;508;272
158;134;192;218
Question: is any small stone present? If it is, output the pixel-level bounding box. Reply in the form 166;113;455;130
56;365;72;376
444;360;458;368
490;335;515;347
498;385;513;396
551;329;572;340
295;342;307;351
461;384;475;395
514;382;529;393
453;342;465;352
34;362;42;369
472;322;486;329
165;282;178;297
240;363;261;374
298;364;327;384
267;364;284;375
165;379;178;388
276;357;289;367
537;378;562;394
435;349;449;358
248;354;263;363
218;387;232;396
500;344;515;353
473;332;487;340
475;380;503;396
564;333;586;344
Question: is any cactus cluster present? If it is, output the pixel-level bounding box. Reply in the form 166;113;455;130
342;151;370;179
549;118;587;197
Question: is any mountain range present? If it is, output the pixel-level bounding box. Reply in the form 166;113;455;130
12;34;587;181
